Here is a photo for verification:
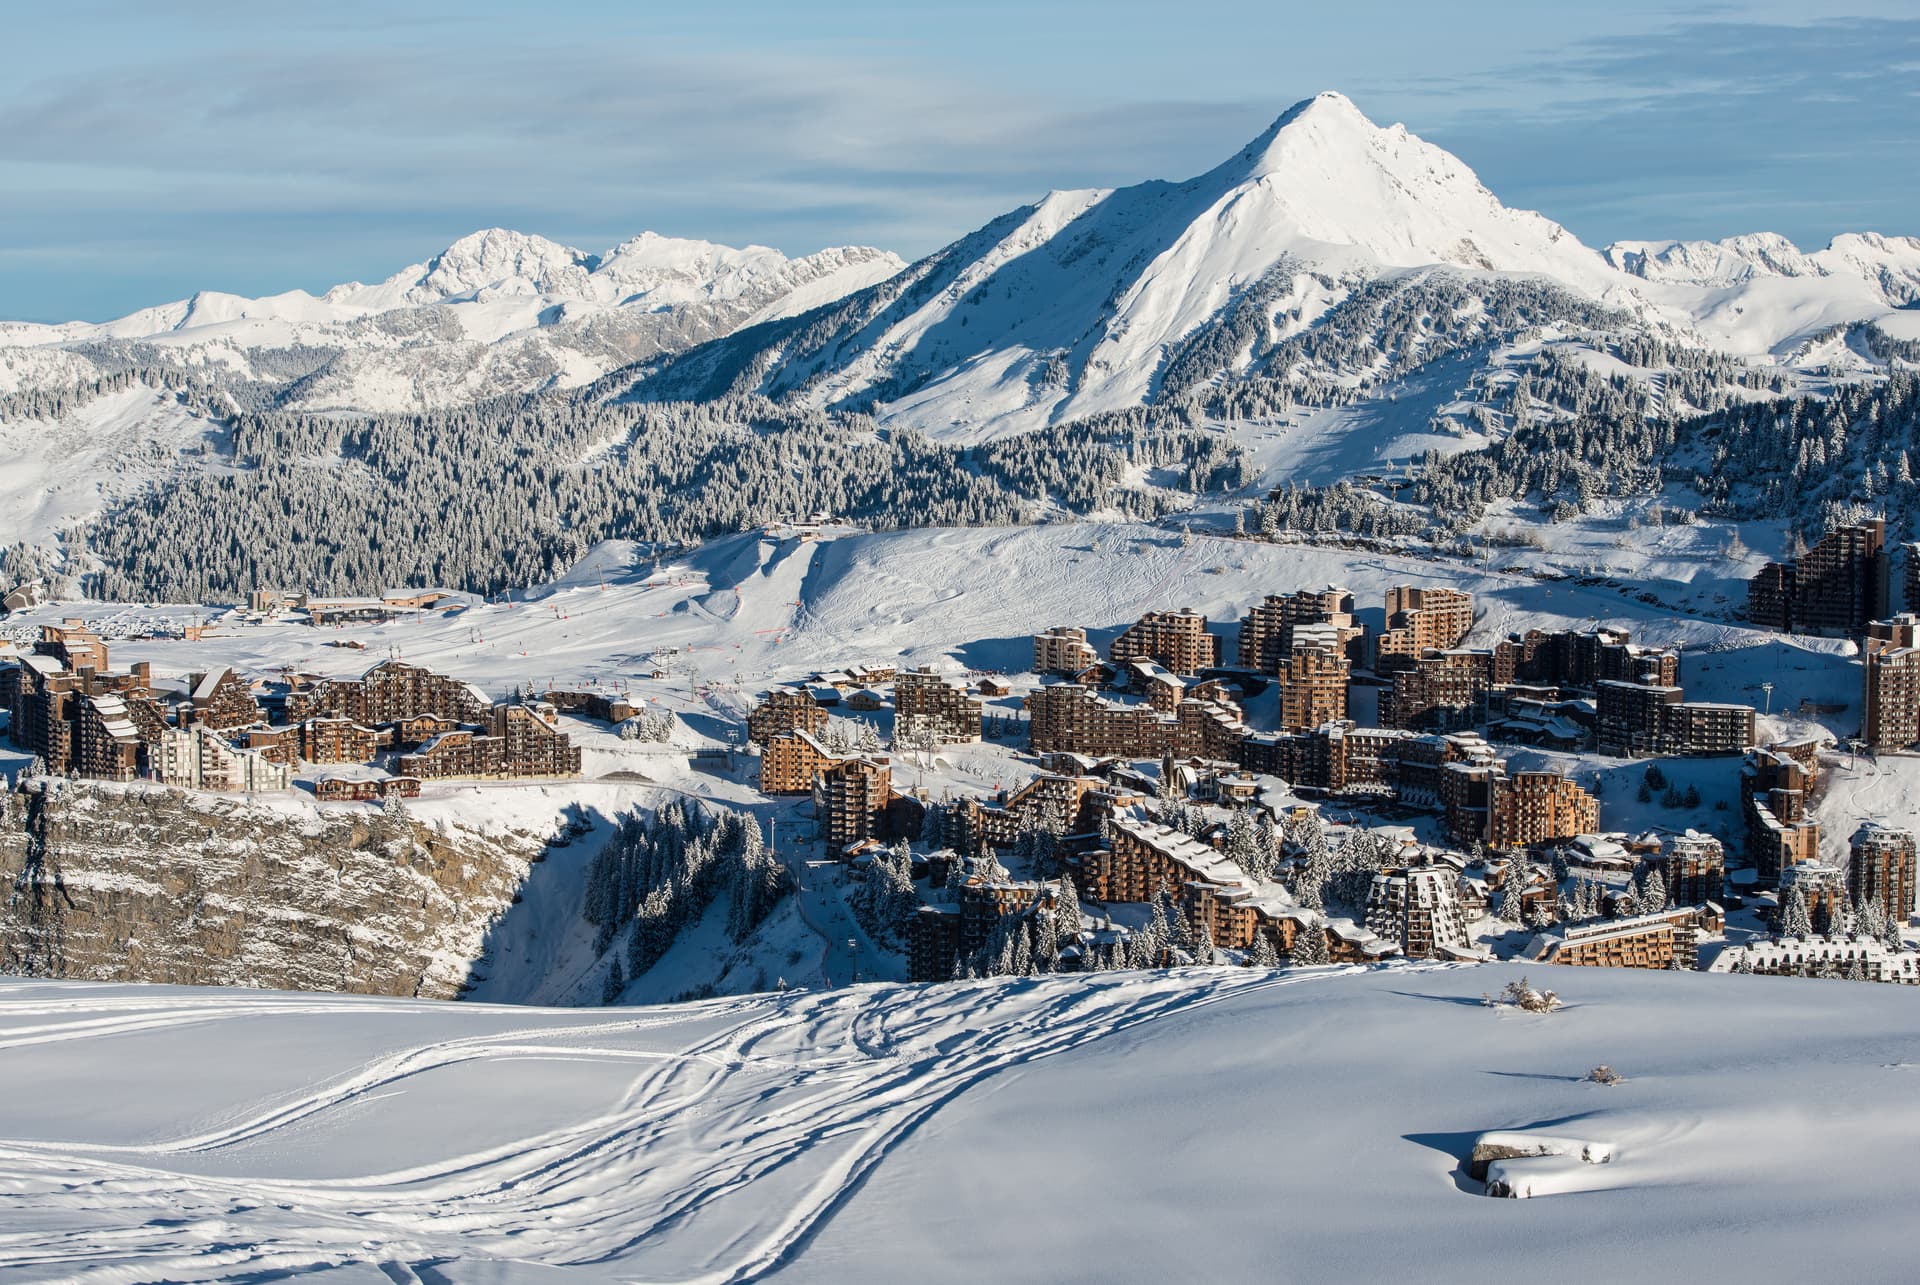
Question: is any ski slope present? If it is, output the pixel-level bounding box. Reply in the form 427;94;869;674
3;963;1918;1282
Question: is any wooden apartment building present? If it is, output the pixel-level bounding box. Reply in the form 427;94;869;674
1522;911;1695;970
396;704;582;780
1487;769;1600;850
1374;587;1473;672
1849;823;1916;924
1743;743;1822;885
748;686;829;746
289;659;491;728
1863;614;1920;751
893;667;983;743
1747;516;1888;636
1108;609;1218;676
185;667;263;731
1033;626;1101;676
1236;587;1361;673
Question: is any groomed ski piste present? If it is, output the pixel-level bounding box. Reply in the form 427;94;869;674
2;962;1918;1282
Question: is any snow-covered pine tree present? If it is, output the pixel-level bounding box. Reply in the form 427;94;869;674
1248;930;1280;968
1288;814;1332;909
1146;881;1173;960
1639;867;1668;915
1054;875;1083;948
1289;917;1330;966
1225;807;1263;879
1779;886;1814;940
1193;926;1215;967
1501;852;1533;923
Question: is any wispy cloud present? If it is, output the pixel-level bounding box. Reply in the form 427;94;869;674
1;8;1914;320
1413;16;1920;246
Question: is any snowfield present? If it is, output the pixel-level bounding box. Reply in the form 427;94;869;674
2;964;1918;1282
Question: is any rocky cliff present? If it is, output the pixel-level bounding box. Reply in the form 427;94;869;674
0;780;550;998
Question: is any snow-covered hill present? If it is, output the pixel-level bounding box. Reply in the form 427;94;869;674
0;229;902;412
4;964;1918;1281
628;92;1917;439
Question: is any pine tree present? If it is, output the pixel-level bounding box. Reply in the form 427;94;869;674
1639;867;1668;915
600;957;625;1005
1825;898;1852;942
1289;815;1332;909
1147;882;1173;961
1289;917;1331;966
1032;914;1059;973
1226;806;1261;878
1054;875;1083;948
1248;931;1280;968
1780;886;1814;940
1127;930;1156;970
1501;852;1533;922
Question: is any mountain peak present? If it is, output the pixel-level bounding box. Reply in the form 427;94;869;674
1228;90;1384;179
1274;89;1369;130
1187;91;1616;291
409;229;596;301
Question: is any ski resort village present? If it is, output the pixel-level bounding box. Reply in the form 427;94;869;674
7;49;1920;1279
7;506;1920;994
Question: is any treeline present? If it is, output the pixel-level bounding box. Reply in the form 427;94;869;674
0;365;236;424
85;393;1241;601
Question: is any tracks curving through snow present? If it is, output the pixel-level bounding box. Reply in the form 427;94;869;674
0;966;1437;1282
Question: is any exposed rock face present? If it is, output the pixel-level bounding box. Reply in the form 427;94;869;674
1469;1131;1614;1198
0;780;545;998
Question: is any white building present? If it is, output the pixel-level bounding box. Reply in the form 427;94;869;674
153;725;293;793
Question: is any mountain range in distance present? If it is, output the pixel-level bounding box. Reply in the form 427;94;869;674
2;92;1915;429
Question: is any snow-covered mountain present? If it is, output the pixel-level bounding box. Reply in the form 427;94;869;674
627;91;1918;439
1604;230;1920;299
0;229;903;412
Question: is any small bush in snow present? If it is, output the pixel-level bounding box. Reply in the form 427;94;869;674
1586;1064;1623;1086
1483;976;1562;1014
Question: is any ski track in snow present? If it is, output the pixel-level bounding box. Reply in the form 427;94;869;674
0;966;1414;1282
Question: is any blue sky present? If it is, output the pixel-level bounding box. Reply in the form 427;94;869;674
5;1;1918;322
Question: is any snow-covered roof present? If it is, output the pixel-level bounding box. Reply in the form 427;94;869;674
86;694;140;743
